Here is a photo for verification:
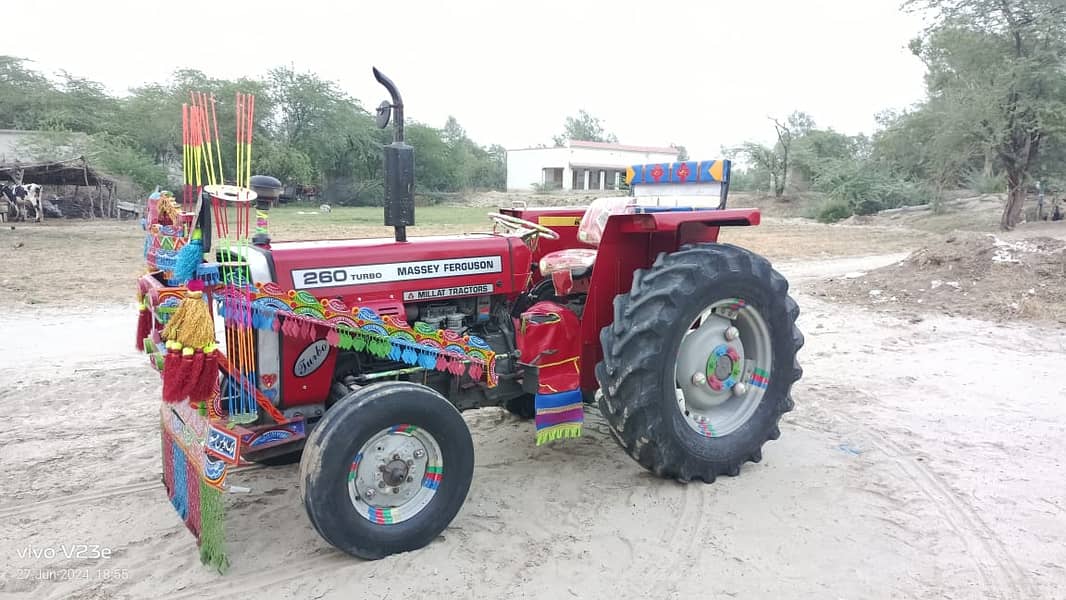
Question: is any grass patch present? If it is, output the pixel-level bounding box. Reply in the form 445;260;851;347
268;204;490;227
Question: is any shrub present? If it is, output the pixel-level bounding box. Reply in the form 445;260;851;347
531;181;562;194
963;169;1007;194
816;197;854;222
813;159;932;216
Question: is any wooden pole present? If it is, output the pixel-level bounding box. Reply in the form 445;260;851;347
75;185;87;219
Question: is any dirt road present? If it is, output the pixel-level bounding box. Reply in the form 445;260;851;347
2;252;1063;599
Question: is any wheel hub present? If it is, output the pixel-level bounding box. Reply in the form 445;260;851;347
382;459;410;487
713;354;734;380
347;425;443;524
674;298;772;438
677;317;745;410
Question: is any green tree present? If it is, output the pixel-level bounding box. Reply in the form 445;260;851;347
265;66;383;202
671;144;690;161
0;57;61;130
906;0;1066;229
0;58;510;201
728;142;781;195
730;111;814;198
553;109;618;146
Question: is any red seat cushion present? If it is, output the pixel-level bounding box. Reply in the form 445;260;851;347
539;249;596;296
539;248;596;276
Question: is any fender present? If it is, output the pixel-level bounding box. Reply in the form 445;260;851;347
578;207;760;391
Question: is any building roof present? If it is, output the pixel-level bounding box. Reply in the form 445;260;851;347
507;140;680;154
568;140;679;154
0;157;118;187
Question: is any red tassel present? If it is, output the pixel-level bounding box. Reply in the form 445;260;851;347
468;363;483;381
136;305;151;351
189;347;220;403
449;358;465;376
435;354;448;372
179;349;205;401
162;344;186;403
326;328;340;346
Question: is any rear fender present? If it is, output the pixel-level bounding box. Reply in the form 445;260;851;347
577;208;760;391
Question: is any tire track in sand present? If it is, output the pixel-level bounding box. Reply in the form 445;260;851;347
854;421;1033;599
0;466;266;519
167;553;358;600
811;383;1034;599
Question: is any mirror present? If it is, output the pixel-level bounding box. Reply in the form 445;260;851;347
375;101;391;129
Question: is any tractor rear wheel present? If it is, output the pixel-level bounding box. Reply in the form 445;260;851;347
595;244;803;482
299;381;474;559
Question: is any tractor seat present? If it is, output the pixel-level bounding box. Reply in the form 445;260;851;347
538;197;634;294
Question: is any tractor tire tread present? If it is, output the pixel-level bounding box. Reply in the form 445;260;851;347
595;243;802;483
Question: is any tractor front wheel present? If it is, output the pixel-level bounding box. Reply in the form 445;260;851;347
299;381;474;559
595;244;803;482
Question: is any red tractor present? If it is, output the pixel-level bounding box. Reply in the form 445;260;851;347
142;70;802;563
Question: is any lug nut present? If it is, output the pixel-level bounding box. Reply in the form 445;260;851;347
724;327;740;341
378;481;386;489
407;459;414;467
392;453;401;461
407;476;414;483
733;382;748;396
364;489;375;499
413;449;425;459
691;373;707;386
392;487;400;494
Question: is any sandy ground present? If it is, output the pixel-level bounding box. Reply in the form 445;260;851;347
2;244;1065;599
818;232;1066;324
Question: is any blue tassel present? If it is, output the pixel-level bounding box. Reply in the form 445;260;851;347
174;238;204;284
419;352;437;370
401;346;418;366
196;263;220;286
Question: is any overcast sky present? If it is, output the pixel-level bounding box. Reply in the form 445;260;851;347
6;0;929;159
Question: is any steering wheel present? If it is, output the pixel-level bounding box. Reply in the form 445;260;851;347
487;212;560;240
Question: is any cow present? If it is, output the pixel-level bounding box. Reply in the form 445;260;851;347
1;183;43;222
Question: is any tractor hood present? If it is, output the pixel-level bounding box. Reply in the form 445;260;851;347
258;233;532;307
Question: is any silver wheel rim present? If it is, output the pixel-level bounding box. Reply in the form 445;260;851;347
348;425;443;525
674;298;772;437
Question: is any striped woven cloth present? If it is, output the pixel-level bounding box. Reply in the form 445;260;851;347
535;389;583;445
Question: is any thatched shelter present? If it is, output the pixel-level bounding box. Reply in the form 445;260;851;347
0;156;125;218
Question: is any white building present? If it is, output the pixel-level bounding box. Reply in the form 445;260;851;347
506;140;679;191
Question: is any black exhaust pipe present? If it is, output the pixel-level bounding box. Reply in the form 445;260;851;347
373;68;414;243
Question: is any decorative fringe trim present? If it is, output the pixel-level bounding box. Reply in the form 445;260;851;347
162;411;229;574
198;480;228;573
217;285;498;387
535;423;583;446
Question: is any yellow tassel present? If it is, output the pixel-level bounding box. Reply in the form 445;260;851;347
163;290;215;349
161;302;187;341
